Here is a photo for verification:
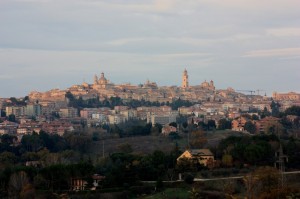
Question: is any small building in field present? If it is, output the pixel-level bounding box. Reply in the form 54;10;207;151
177;149;214;167
161;124;177;136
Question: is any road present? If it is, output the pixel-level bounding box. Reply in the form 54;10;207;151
141;171;300;183
195;171;300;182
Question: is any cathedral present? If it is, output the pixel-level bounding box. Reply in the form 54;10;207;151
181;69;215;91
200;80;215;91
93;72;113;89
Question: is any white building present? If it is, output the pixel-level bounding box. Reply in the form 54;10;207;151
147;111;178;126
108;114;126;124
6;106;26;116
25;103;41;117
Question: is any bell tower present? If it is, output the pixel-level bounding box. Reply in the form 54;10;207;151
182;69;189;88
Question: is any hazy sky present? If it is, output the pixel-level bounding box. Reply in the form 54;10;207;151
0;0;299;97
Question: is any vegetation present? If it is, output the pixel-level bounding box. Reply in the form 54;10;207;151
285;105;300;116
66;92;196;110
1;103;300;198
6;96;28;106
244;121;257;134
217;118;232;130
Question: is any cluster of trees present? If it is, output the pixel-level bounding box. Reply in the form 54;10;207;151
0;146;181;197
180;119;217;132
217;119;232;130
0;131;93;168
284;105;300;116
0;161;94;198
105;120;153;137
66;92;196;110
198;120;217;131
6;96;29;106
215;134;300;169
97;149;181;187
216;135;277;166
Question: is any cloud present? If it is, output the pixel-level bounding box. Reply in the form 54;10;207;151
153;0;175;12
200;0;300;10
0;75;15;80
266;27;300;37
158;52;211;58
243;48;300;58
106;38;145;46
0;0;300;97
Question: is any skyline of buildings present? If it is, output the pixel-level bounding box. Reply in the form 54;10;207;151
0;1;299;97
1;68;299;141
0;68;299;98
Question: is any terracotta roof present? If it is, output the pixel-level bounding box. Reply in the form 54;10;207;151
189;149;213;156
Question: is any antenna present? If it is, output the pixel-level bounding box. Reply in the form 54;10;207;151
236;90;255;95
275;127;288;189
256;89;265;96
102;140;105;158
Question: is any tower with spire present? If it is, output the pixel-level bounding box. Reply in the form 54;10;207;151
182;69;189;88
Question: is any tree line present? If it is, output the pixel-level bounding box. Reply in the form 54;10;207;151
66;92;196;110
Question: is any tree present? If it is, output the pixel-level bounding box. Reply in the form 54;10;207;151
92;131;100;141
168;132;180;140
20;184;35;199
244;121;257;134
184;173;194;184
176;158;196;173
21;133;43;152
281;116;293;129
285;106;300;116
169;122;177;128
190;129;207;149
207;120;216;130
260;107;271;119
222;154;233;167
8;114;16;122
1;134;16;145
198;121;208;131
8;171;30;198
64;133;92;153
251;114;259;120
270;100;281;117
218;119;232;130
182;122;188;129
0;110;6;117
243;166;280;199
264;121;284;135
0;152;17;165
154;123;162;133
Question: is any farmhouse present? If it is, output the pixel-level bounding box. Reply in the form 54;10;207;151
177;149;214;167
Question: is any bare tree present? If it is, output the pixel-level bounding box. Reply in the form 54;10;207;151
8;171;29;199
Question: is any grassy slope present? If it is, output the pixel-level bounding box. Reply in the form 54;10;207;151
88;130;241;157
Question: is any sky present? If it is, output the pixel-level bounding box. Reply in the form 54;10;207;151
0;0;299;98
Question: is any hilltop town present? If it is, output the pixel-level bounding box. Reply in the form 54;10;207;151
1;69;299;136
1;70;300;198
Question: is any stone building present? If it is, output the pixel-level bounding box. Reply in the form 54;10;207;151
272;92;300;101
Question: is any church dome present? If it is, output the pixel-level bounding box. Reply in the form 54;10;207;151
98;72;108;84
